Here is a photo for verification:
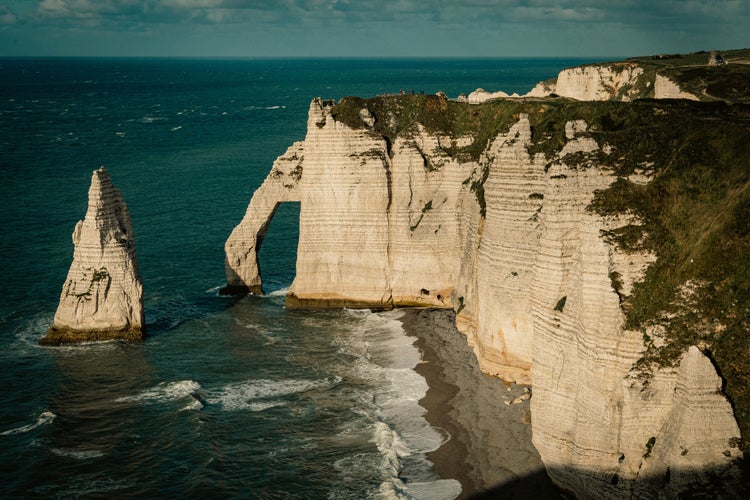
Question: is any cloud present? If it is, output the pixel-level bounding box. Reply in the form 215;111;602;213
0;5;18;24
18;0;747;29
5;0;746;57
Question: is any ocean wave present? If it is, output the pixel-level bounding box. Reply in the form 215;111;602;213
267;287;289;297
373;420;412;471
137;116;168;124
373;421;411;499
240;105;287;111
1;411;56;436
210;377;341;411
12;312;54;350
329;309;457;497
180;398;205;412
50;447;105;460
11;312;122;353
115;380;202;405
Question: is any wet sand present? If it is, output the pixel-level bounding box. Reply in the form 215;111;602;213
401;308;561;499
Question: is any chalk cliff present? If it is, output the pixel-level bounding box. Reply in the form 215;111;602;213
225;64;748;496
480;50;750;105
42;167;144;345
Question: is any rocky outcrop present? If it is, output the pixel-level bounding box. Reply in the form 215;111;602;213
225;96;744;497
42;167;144;345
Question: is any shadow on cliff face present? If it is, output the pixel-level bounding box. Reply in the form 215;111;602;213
469;463;748;499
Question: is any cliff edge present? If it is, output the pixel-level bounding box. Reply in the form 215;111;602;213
42;167;144;345
225;54;750;497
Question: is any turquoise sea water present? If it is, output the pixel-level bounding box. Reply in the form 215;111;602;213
0;57;597;498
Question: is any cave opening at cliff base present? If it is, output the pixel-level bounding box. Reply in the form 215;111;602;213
257;201;300;294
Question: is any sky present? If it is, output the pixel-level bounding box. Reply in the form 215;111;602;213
0;0;747;58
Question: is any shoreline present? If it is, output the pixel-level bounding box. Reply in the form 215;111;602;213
400;308;560;499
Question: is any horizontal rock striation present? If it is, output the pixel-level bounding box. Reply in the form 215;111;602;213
42;167;144;345
225;93;745;497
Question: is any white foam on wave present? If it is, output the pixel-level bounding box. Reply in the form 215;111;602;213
138;116;167;124
180;398;205;412
267;287;290;297
12;312;54;351
373;420;412;476
115;380;202;404
13;312;120;353
50;447;105;460
335;309;458;499
241;105;287;111
1;411;56;436
210;377;340;411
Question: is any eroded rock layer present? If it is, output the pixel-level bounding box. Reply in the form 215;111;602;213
42;168;144;345
224;96;744;497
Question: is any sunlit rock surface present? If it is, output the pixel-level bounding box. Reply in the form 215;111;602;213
42;167;144;345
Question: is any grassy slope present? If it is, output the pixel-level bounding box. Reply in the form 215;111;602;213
331;59;750;448
628;48;750;104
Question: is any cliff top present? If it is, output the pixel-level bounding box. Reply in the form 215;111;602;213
582;48;750;104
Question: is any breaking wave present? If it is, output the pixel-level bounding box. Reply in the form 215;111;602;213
115;380;202;404
210;377;341;411
50;447;105;460
1;411;56;436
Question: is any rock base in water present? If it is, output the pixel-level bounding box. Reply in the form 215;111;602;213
41;326;144;346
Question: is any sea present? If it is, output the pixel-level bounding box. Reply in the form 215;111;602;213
0;57;597;499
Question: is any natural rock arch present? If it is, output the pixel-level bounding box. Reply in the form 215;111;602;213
223;142;304;294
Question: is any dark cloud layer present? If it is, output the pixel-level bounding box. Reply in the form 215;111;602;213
1;0;747;56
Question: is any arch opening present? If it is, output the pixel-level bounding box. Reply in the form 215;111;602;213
257;201;300;294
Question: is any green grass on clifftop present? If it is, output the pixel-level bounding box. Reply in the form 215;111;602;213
331;94;520;161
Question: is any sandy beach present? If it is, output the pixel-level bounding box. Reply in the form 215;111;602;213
401;308;561;499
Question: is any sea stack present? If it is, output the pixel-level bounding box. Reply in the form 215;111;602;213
41;167;144;345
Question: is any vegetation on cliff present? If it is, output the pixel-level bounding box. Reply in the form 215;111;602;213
637;49;750;104
585;98;750;450
330;65;750;448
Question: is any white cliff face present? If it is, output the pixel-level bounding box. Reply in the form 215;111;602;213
654;74;700;100
522;63;699;102
553;64;647;101
283;99;474;308
516;63;708;103
225;99;743;497
43;167;144;345
287;98;393;307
